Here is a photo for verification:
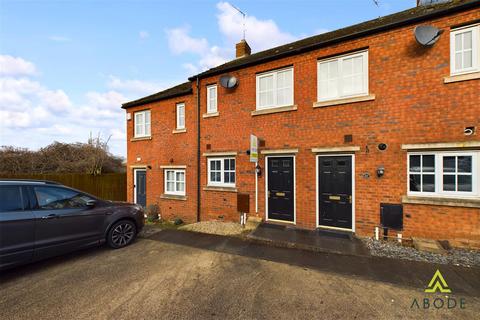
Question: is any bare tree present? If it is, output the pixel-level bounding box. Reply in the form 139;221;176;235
0;135;124;175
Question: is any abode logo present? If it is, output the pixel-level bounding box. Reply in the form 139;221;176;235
424;269;451;293
410;269;466;310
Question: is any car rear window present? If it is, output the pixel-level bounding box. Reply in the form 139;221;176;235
0;186;24;212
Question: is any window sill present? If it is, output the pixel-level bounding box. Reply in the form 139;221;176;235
401;141;480;150
313;94;375;108
160;194;187;201
130;136;152;142
444;72;480;84
203;186;237;193
203;112;219;118
402;195;480;208
251;105;297;116
172;128;186;134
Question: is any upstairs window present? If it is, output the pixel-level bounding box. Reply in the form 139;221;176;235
208;158;236;187
164;169;186;196
450;24;479;75
317;50;368;101
134;110;151;137
207;85;217;113
176;103;185;129
408;151;478;197
256;67;293;110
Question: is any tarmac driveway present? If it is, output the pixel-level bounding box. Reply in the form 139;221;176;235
0;230;479;320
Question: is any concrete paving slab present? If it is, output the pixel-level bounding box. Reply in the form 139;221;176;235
247;223;370;257
413;237;448;254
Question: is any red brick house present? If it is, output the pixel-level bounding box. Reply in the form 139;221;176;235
123;0;480;246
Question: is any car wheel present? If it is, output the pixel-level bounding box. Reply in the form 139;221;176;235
107;220;137;249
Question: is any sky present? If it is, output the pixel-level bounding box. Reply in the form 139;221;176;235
0;0;416;157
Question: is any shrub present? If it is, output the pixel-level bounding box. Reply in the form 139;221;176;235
145;204;160;223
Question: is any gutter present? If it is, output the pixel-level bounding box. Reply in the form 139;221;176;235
188;0;480;81
196;77;201;222
121;90;193;109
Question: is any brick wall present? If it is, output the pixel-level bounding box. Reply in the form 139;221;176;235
125;7;480;245
126;94;198;223
197;9;480;241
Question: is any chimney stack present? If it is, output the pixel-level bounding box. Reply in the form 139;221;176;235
236;39;251;58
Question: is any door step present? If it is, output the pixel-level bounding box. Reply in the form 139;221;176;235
316;228;353;240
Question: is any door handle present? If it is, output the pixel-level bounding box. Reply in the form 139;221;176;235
41;213;58;219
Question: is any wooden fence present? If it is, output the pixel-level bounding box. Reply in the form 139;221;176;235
0;173;126;201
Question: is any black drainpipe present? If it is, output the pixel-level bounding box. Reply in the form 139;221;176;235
196;76;201;222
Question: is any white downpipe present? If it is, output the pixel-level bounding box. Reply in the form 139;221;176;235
375;227;379;241
255;161;258;213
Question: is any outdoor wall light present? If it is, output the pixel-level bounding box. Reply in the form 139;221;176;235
255;164;262;176
377;166;385;178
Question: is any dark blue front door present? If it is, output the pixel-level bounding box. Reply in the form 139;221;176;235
135;170;147;207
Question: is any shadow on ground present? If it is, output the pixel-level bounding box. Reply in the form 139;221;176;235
148;229;480;297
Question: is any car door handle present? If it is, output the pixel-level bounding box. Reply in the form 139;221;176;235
41;213;58;219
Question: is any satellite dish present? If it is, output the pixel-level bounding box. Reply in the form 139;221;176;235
219;75;238;89
414;25;442;46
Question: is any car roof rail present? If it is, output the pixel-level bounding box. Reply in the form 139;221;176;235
0;179;62;185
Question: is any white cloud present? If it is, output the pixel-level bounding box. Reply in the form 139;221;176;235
0;55;135;156
167;2;302;73
0;55;37;76
166;26;209;55
139;31;149;39
107;75;161;96
166;26;231;72
216;2;296;52
48;35;71;42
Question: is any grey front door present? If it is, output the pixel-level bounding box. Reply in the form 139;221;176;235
318;156;353;229
135;169;147;207
267;156;294;222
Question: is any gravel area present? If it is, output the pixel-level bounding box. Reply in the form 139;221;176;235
363;238;480;268
179;221;254;236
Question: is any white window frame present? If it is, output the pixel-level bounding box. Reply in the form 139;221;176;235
176;103;185;129
317;50;369;102
206;85;218;114
450;24;480;76
164;169;186;196
207;157;236;187
407;151;479;198
255;67;294;110
134;110;151;138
